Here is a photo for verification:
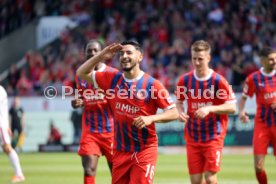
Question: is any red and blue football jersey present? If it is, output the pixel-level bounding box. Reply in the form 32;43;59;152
93;70;175;152
176;70;236;143
243;68;276;127
76;64;116;134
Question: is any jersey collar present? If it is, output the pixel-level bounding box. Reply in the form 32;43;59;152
193;69;213;81
260;67;275;77
123;71;145;82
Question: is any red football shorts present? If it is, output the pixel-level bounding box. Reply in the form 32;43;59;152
112;146;158;184
186;138;224;175
78;132;113;162
253;122;276;156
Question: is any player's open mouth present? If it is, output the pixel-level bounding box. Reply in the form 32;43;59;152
121;59;131;63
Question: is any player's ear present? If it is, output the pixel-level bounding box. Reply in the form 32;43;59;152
138;52;143;63
207;54;211;63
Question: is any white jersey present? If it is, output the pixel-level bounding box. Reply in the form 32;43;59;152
0;85;9;129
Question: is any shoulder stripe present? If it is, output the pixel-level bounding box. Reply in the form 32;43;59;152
183;75;190;87
145;76;154;103
110;72;123;90
253;73;259;92
214;73;220;92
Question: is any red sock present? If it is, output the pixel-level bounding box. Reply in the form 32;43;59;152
84;176;95;184
256;170;267;184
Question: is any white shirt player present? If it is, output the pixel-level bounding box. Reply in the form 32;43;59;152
0;85;11;144
0;85;25;182
0;85;9;128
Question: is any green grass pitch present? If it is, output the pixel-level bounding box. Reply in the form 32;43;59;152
0;152;275;184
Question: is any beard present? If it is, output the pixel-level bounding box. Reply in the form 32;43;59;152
121;62;138;72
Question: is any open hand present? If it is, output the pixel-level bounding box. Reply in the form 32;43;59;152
99;43;123;61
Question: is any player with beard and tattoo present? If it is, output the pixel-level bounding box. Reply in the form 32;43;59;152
76;40;179;184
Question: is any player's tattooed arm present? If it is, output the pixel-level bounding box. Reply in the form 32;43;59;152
77;43;123;83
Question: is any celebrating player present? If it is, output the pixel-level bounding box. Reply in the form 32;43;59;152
77;40;179;184
175;40;236;184
0;85;25;183
71;40;115;184
238;47;276;184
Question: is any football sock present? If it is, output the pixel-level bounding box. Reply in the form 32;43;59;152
8;149;23;176
84;175;95;184
256;170;267;184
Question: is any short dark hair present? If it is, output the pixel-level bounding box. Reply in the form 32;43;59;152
86;40;103;50
121;40;143;53
259;47;276;58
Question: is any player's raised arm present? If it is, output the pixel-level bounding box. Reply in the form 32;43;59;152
76;43;123;83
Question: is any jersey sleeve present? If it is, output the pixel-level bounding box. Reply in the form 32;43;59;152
92;69;118;91
218;77;236;104
75;76;81;90
74;75;83;98
175;75;186;102
242;75;254;98
153;80;175;110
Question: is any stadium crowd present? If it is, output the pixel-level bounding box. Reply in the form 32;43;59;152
0;0;91;39
1;0;276;96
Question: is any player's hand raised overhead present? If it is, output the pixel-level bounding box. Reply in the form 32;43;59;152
239;111;250;123
133;116;154;129
98;43;123;61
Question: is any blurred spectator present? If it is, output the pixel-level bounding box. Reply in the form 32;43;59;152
47;120;62;145
16;69;32;96
70;108;82;144
2;0;276;93
7;64;20;95
9;96;25;152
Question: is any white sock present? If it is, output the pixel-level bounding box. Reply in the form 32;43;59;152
8;149;23;176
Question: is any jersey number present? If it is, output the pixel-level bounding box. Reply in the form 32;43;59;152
145;164;155;179
216;150;221;166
